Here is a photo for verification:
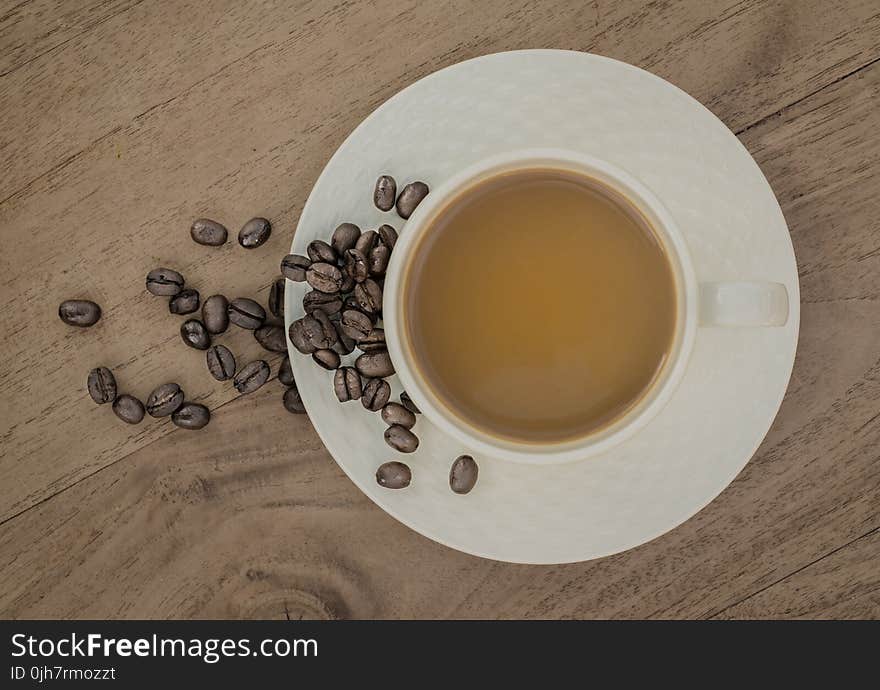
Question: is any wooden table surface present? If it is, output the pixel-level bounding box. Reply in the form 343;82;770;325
1;0;878;620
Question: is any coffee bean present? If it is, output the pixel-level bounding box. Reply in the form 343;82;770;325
201;294;229;334
228;297;265;329
384;424;419;453
449;455;479;494
377;224;398;250
307;239;337;264
59;300;101;327
87;367;116;404
354;279;382;315
112;394;145;424
339;272;355;294
303;290;342;316
361;377;391;411
278;354;295;386
180;319;211;350
343;293;372;318
331;223;361;254
344;249;369;283
340;309;373;341
334;367;362;402
356;350;394;378
368;243;390;276
381;402;415;429
234;360;270;394
146;267;184;296
145;382;184;417
376;461;411;489
238;217;271;248
331;320;356;355
283;385;306;414
190;218;228;246
396;181;429;219
358;328;386;352
288;319;317;354
400;391;420;414
169;288;200;315
266;279;285;319
312;349;341;370
354;230;378;256
301;310;337;350
306;262;344;293
254;324;287;352
374;175;397;212
172;402;211;430
281;254;311;282
206;344;236;381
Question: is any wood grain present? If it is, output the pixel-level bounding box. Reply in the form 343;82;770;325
0;0;878;619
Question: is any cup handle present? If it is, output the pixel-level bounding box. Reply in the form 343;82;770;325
698;282;790;327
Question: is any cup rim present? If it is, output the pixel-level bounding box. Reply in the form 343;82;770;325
383;148;698;464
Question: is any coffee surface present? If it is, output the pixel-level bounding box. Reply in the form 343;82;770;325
406;169;677;443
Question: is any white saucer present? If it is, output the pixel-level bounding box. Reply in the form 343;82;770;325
285;50;799;564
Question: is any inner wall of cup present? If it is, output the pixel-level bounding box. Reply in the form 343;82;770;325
397;159;690;453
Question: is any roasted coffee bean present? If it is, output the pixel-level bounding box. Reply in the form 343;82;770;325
288;319;317;354
301;310;337;350
312;349;341;370
334;367;362;402
354;229;378;256
384;424;419;453
281;254;311;281
449;455;479;494
206;344;236;381
400;391;420;414
146;267;184;296
331;223;361;254
172;402;210;429
381;402;416;429
377;224;398;250
202;294;229;334
302;290;342;316
87;367;116;404
354;279;382;315
339;272;355;294
339;309;373;341
396;181;429;219
59;300;101;327
376;461;411;489
238;217;271;248
169;288;200;315
112;394;144;424
180;319;211;350
358;328;386;352
331;320;356;355
343;293;371;317
190;218;228;246
228;297;265;329
306;262;344;293
368;243;390;276
356;350;394;378
278;354;295;386
361;377;391;411
268;278;285;318
343;249;369;283
234;360;270;394
145;382;184;417
373;175;397;212
283;385;306;414
254;324;287;352
307;239;336;264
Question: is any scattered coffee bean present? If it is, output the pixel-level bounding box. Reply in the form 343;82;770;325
449;454;479;494
303;290;342;316
396;181;429;219
307;239;336;264
400;391;420;414
200;294;228;334
368;243;390;276
234;360;270;394
343;293;371;318
340;309;373;341
306;262;344;293
354;279;383;315
169;288;200;315
59;300;102;327
331;320;356;355
281;254;311;281
334;367;362;402
278;354;295;386
361;377;391;411
145;382;184;417
339;272;355;293
381;402;416;429
377;224;398;250
354;229;378;256
384;424;419;453
376;461;411;489
238;217;271;248
190;218;228;246
343;249;369;283
313;349;341;370
180;319;211;350
112;394;145;424
373;175;397;212
87;367;116;404
356;350;394;378
254;324;287;352
283;385;306;414
206;344;236;381
146;267;184;296
331;223;361;254
288;319;317;354
358;328;386;352
268;278;285;319
228;297;265;329
172;402;211;429
302;310;337;350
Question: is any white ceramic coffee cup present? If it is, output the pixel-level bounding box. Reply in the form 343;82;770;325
383;149;789;464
